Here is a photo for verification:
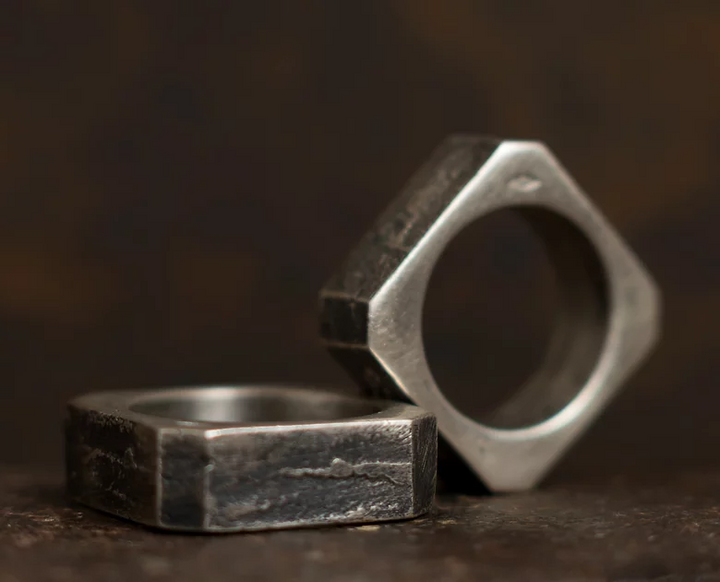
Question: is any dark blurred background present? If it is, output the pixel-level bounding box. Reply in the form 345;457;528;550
1;2;717;481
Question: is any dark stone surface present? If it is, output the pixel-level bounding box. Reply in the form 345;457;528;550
4;467;720;581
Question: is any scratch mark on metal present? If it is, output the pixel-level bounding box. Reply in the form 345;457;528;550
279;458;407;486
508;174;542;193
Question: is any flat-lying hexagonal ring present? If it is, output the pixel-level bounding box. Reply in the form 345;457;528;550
66;385;437;532
320;136;661;492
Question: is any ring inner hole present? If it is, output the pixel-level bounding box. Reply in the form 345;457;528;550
130;391;381;424
423;206;609;430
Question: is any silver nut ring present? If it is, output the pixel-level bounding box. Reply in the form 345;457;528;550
320;136;661;492
66;385;437;532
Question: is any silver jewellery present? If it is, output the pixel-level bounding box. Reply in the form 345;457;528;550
320;135;661;492
66;385;436;532
66;134;660;533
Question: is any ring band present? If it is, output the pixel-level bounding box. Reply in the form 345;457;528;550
66;385;437;532
320;136;660;492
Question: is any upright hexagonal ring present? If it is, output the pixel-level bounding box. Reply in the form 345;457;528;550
320;136;661;492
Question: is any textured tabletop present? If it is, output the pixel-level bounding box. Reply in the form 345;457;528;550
3;467;720;582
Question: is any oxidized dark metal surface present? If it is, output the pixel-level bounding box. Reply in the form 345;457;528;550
66;387;436;532
4;467;720;581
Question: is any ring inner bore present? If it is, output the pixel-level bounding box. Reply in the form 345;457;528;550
130;390;381;424
425;205;609;430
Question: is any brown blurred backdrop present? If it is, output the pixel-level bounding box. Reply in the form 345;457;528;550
1;2;718;480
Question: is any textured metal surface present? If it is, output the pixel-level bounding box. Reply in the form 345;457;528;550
66;385;437;532
5;467;720;582
321;136;661;492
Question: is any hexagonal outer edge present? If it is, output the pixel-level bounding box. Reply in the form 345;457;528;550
66;404;159;525
156;418;432;532
157;429;209;529
411;412;438;515
319;135;501;400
